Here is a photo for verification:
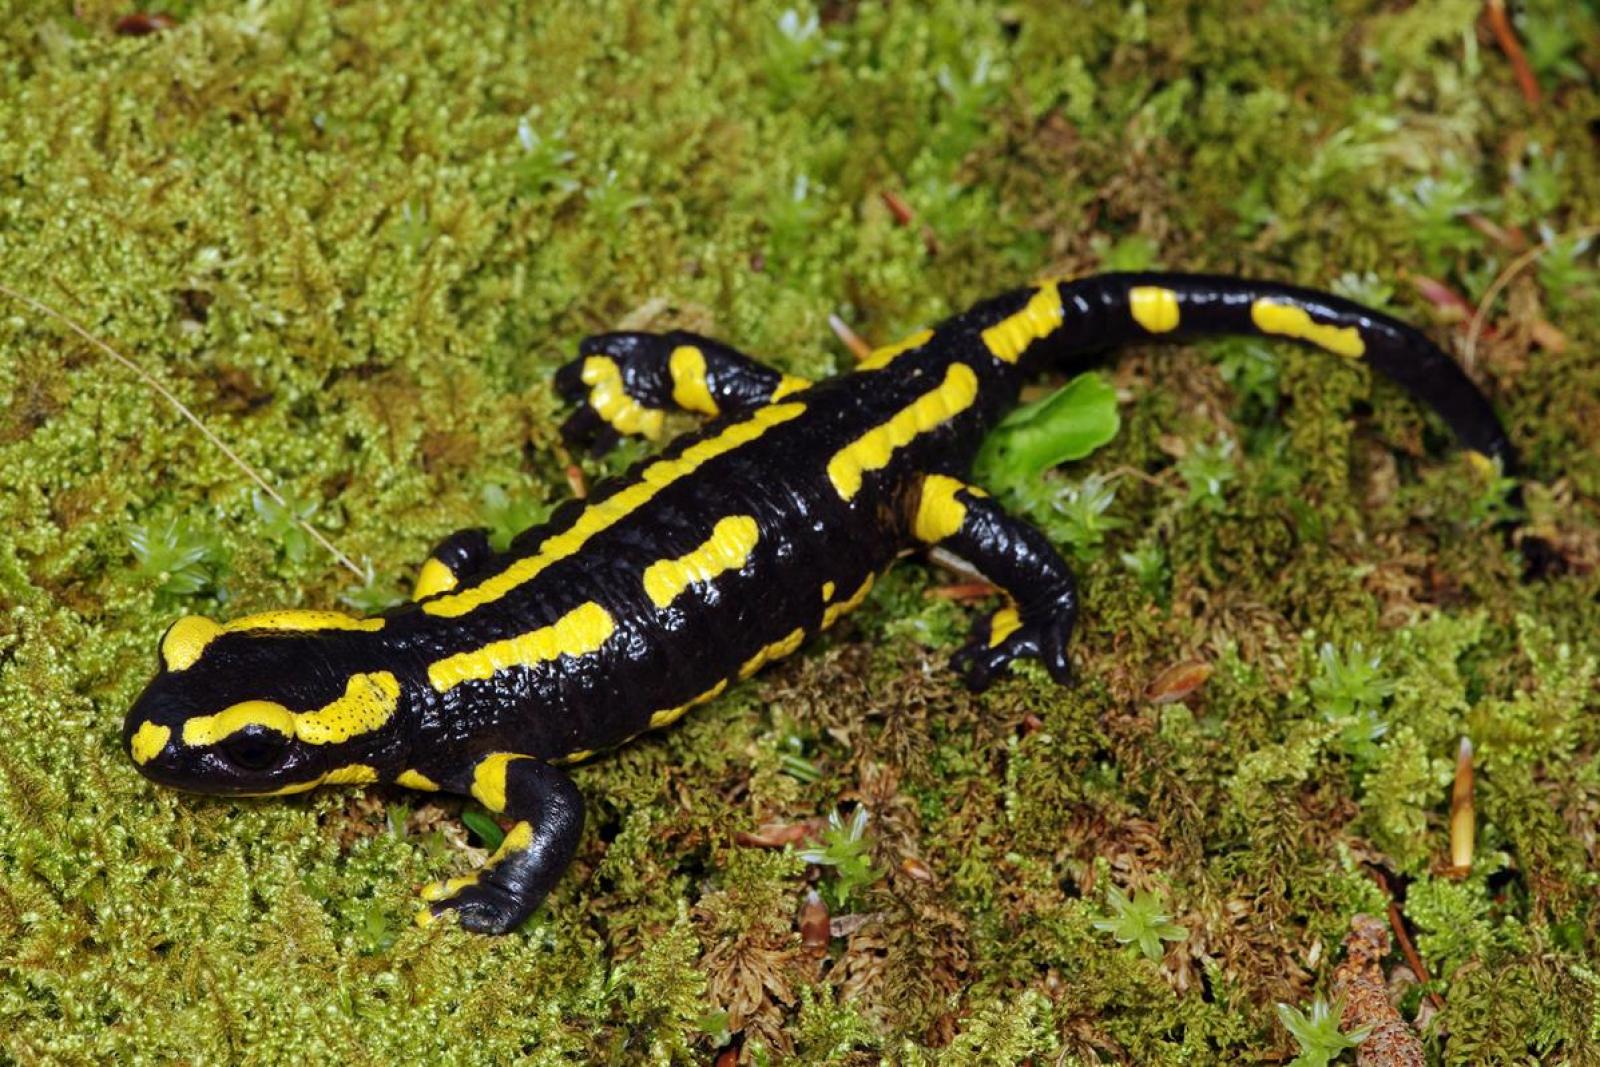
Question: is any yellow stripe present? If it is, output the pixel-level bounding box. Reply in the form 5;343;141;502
470;753;531;812
1129;286;1180;333
181;671;402;747
582;355;667;439
396;769;439;791
412;558;459;600
427;602;615;693
243;763;378;796
913;475;969;543
162;610;383;672
740;627;807;679
827;364;978;500
649;679;728;730
641;515;760;609
856;328;934;371
425;402;807;618
1250;299;1365;359
668;345;720;415
418;821;535;904
822;574;875;630
130;721;170;765
771;375;811;400
980;282;1063;363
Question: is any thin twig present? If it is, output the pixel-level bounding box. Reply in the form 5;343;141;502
0;282;366;579
1483;0;1541;107
1463;225;1600;373
1367;867;1446;1011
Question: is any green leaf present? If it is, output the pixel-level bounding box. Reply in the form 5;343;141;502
975;371;1121;485
461;809;506;851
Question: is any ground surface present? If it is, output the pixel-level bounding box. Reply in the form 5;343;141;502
1;1;1598;1063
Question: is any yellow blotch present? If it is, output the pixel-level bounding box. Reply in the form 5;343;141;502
913;475;969;543
856;328;934;371
582;355;666;439
771;375;812;400
292;672;401;745
827;363;979;500
1250;299;1365;359
642;515;760;609
551;749;594;766
822;574;875;630
981;283;1063;363
821;581;836;601
649;679;728;730
740;628;807;679
988;606;1022;649
420;873;480;902
1129;286;1180;333
470;753;531;813
412;558;459;600
183;700;295;748
161;610;384;673
396;769;440;791
425;403;807;618
427;602;615;693
130;721;170;765
668;346;719;415
182;673;400;748
1465;450;1497;477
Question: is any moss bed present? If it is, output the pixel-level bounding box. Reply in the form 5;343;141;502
1;1;1598;1062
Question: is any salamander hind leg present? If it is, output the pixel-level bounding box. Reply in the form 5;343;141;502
418;754;584;934
911;474;1079;691
555;330;809;453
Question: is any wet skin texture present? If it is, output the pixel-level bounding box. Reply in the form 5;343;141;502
123;273;1521;933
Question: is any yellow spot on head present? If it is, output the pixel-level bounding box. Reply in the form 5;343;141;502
827;363;979;500
292;672;401;745
913;475;969;544
161;611;384;673
821;581;836;601
856;328;934;371
1129;286;1180;333
427;602;615;693
582;355;666;439
470;753;530;813
981;283;1063;363
183;700;295;748
425;403;807;619
413;558;459;600
668;345;720;415
130;721;170;765
1249;299;1365;359
161;616;222;672
642;515;760;609
396;769;440;792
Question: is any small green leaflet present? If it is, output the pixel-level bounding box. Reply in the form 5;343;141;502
461;809;506;850
974;371;1121;485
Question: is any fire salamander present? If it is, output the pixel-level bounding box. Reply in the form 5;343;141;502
123;273;1520;933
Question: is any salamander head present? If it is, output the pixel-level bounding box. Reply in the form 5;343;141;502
124;611;400;796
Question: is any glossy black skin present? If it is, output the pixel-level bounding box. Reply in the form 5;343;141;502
123;272;1520;932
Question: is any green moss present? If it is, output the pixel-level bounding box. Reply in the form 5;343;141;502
2;0;1599;1061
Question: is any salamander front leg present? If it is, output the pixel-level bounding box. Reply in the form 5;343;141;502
418;754;585;934
412;528;493;600
554;331;809;453
910;475;1079;691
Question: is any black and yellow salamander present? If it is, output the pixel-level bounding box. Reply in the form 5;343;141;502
123;273;1521;933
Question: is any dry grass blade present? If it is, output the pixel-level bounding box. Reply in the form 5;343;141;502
1463;225;1600;372
0;282;365;579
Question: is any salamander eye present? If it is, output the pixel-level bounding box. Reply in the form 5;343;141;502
221;727;287;771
